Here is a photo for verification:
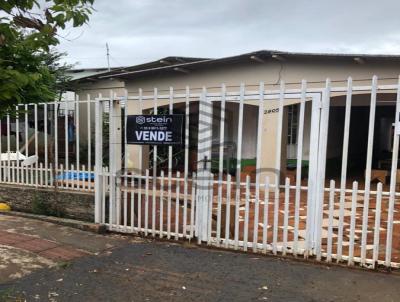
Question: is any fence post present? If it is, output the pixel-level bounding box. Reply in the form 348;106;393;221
108;93;122;226
94;98;103;223
196;87;213;242
314;80;331;260
305;93;323;257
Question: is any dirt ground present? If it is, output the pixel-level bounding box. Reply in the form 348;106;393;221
1;214;400;302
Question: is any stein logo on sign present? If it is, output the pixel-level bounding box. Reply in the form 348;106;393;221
136;116;146;125
126;114;183;146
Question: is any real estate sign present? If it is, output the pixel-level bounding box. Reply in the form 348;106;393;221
126;115;184;145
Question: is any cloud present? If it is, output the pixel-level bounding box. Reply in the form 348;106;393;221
57;0;400;68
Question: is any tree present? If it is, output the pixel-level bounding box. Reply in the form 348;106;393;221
0;0;94;117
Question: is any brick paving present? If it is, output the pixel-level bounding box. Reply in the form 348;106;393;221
0;230;89;262
0;214;130;283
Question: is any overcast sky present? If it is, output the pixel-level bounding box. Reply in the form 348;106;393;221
57;0;400;68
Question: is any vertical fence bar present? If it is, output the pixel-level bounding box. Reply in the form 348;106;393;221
60;164;64;189
24;104;29;166
151;88;160;236
6;113;10;182
137;90;143;232
145;168;149;235
167;168;172;239
234;83;245;250
207;173;214;244
315;79;331;261
360;76;378;265
348;181;358;266
385;76;400;267
123;93;128;183
337;77;353;262
34;104;38;187
224;173;232;248
130;173;135;231
183;86;190;238
101;167;106;224
327;180;335;262
44;103;48;187
196;86;212;243
293;80;307;255
137;174;142;232
273;81;285;255
65;99;69;174
217;84;226;245
305;95;321;258
123;174;128;231
94;98;103;223
87;94;92;190
49;163;53;189
175;171;181;239
167;88;173;239
282;177;290;255
115;172;121;230
54;102;58;182
243;175;250;251
262;176;270;253
71;164;75;191
190;172;196;239
39;162;43;187
253;82;265;252
11;162;15;183
372;182;383;267
108;92;114;227
15;106;20;184
159;170;164;237
81;164;86;191
76;95;80;178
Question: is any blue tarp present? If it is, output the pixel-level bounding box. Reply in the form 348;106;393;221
56;172;95;181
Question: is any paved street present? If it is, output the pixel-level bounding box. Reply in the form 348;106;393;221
1;214;400;302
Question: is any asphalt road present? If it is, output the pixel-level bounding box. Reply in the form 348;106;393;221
1;240;400;302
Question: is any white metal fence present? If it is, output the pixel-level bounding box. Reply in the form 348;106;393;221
2;76;400;270
0;97;96;191
98;76;400;270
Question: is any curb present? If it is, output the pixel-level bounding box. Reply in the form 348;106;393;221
0;211;107;234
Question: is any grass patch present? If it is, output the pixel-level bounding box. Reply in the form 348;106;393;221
0;288;25;302
57;261;72;269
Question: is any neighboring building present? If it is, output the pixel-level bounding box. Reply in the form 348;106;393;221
71;50;400;182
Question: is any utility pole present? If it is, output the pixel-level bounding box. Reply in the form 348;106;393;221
106;43;110;71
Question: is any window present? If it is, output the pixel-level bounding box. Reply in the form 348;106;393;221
287;104;298;145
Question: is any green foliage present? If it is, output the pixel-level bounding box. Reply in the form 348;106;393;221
0;0;94;117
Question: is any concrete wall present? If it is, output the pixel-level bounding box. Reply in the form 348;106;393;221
0;184;95;222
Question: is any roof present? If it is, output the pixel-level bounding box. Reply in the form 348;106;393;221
72;56;209;82
67;67;124;80
72;50;400;83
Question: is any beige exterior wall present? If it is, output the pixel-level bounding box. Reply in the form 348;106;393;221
123;58;400;93
75;79;125;141
74;56;400;182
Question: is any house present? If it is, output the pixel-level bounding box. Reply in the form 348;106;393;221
71;50;400;184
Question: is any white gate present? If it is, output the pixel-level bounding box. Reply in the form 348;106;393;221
95;76;400;270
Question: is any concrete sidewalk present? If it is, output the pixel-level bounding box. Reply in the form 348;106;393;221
0;214;131;284
1;214;400;302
